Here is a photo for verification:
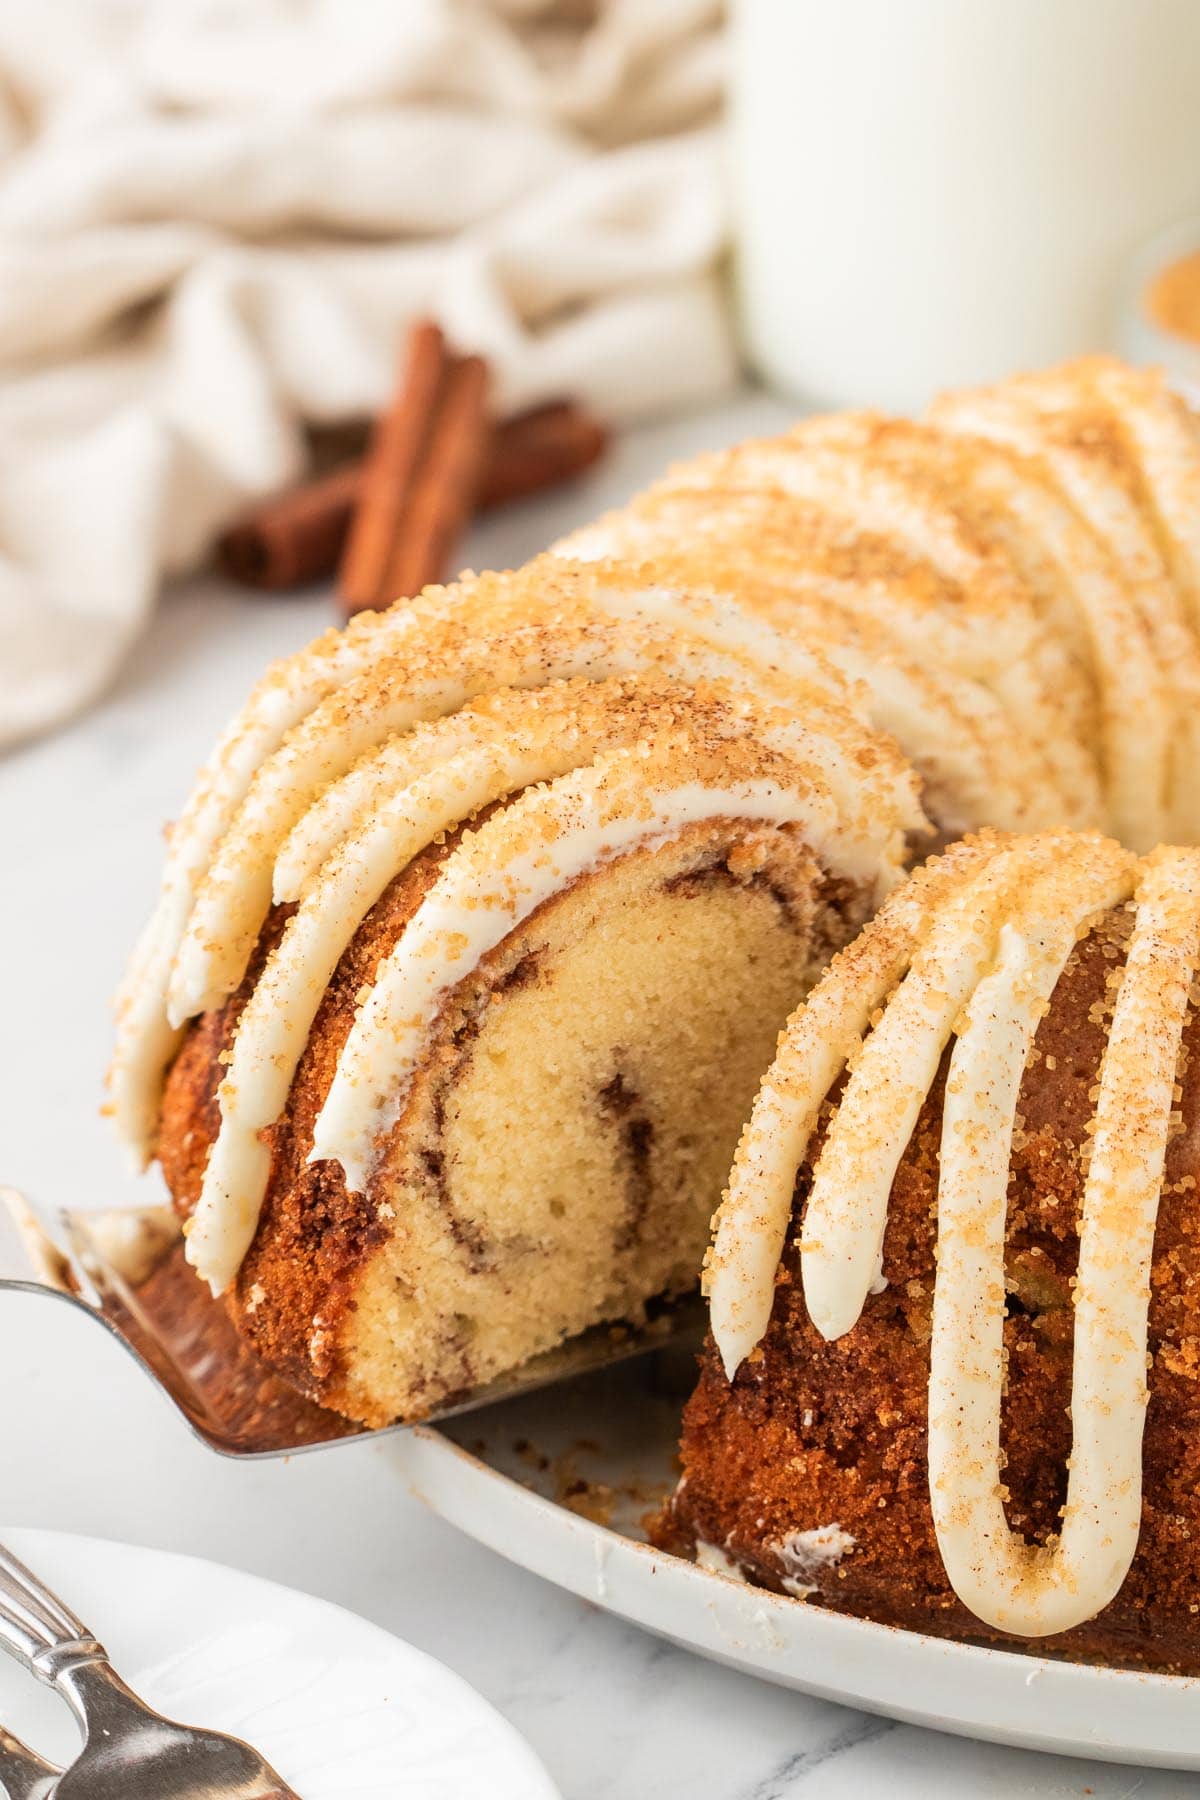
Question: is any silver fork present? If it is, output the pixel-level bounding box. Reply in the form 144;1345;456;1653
0;1542;300;1798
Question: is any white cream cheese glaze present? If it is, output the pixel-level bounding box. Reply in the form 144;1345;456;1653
1089;362;1200;630
798;412;1168;853
799;844;1029;1341
107;599;430;1162
931;372;1200;846
773;1524;857;1598
706;841;993;1378
648;433;1099;831
267;628;895;906
562;481;1107;846
928;840;1138;1634
556;506;1051;839
167;580;883;1027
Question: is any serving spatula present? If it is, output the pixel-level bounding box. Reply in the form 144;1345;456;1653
0;1187;703;1459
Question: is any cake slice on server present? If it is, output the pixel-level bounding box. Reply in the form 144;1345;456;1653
111;559;918;1425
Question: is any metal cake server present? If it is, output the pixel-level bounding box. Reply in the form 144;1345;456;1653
0;1186;703;1459
0;1539;299;1798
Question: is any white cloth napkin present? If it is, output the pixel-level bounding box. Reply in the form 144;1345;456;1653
0;0;733;750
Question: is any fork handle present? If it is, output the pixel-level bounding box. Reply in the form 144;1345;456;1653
0;1541;106;1684
0;1543;152;1751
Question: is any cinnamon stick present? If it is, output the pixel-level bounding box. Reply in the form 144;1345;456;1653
338;318;450;616
478;402;609;510
218;464;359;590
217;402;609;594
381;350;490;607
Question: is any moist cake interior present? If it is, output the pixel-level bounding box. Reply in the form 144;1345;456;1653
164;814;869;1424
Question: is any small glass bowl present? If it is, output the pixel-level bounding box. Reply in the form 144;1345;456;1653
1117;217;1200;406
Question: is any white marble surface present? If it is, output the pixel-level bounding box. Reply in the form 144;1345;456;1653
1;391;1195;1798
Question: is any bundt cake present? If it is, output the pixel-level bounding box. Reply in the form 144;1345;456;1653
107;345;1200;1623
665;830;1200;1671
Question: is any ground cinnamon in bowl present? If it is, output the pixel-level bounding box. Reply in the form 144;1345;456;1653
1145;248;1200;345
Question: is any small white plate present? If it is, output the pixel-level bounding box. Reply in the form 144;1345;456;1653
387;1355;1200;1772
0;1527;559;1799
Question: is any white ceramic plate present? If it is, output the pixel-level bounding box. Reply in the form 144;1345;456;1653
0;1528;559;1799
386;1352;1200;1772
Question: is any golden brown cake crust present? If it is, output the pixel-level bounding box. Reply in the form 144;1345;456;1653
655;907;1200;1673
159;828;464;1403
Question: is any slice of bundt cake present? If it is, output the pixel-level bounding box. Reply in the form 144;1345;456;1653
663;831;1200;1672
112;560;918;1424
110;558;899;1163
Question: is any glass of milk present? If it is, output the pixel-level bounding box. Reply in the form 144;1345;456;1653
732;0;1200;411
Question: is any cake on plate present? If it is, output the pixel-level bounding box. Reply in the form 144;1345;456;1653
106;356;1200;1664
